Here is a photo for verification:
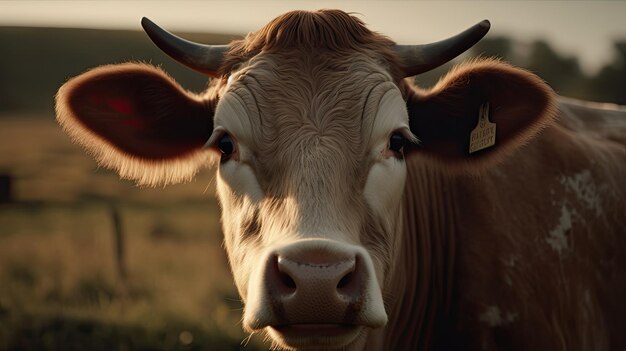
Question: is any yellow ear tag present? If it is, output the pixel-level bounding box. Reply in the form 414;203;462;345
469;102;496;154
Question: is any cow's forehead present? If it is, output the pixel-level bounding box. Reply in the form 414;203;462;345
216;50;399;147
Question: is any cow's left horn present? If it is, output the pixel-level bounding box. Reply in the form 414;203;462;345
395;20;490;77
141;17;228;77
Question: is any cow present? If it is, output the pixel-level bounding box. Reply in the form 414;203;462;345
55;9;626;351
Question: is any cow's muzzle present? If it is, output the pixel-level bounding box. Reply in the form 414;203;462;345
243;239;387;346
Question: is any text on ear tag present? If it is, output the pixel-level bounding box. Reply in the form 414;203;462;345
469;102;496;154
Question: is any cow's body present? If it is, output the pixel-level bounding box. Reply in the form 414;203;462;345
386;98;626;350
54;10;626;350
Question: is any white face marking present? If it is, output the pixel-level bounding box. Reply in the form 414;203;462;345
210;91;267;299
363;89;411;220
213;93;265;205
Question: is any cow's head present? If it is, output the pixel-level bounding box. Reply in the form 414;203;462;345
55;10;555;350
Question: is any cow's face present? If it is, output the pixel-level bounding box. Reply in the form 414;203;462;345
210;50;410;348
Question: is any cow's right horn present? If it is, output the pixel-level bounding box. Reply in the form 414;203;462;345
141;17;228;77
395;20;490;77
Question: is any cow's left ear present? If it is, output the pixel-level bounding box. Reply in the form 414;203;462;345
406;59;558;173
56;62;217;186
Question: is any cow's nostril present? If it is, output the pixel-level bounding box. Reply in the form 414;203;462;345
273;256;297;293
280;271;297;290
337;270;353;289
336;258;360;295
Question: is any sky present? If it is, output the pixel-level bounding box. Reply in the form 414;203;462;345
1;1;625;75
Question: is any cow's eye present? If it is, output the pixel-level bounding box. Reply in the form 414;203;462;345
389;132;405;154
218;134;235;160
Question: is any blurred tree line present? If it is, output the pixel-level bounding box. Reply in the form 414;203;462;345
417;36;626;106
472;37;626;104
0;27;625;118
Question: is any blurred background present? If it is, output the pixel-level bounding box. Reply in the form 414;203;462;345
0;1;624;350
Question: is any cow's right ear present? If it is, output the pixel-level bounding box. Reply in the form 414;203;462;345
56;63;217;186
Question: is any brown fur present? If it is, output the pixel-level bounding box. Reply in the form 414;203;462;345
221;9;404;81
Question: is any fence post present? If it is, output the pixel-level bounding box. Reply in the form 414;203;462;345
110;205;127;283
0;173;12;203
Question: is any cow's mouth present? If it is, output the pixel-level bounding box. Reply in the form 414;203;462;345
269;324;363;349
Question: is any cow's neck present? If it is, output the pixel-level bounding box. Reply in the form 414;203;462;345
382;159;460;350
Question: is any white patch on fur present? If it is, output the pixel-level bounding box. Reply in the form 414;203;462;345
213;91;265;204
505;256;517;267
504;274;513;287
479;306;502;327
479;306;518;327
546;205;572;255
560;170;603;216
503;256;516;286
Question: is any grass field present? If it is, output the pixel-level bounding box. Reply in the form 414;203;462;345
0;116;262;350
